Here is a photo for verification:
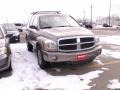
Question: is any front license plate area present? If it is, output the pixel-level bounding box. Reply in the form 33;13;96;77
76;54;86;61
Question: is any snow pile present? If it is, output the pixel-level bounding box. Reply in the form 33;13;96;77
101;68;109;71
100;36;120;45
107;79;120;89
102;49;120;59
40;70;103;90
0;44;49;90
100;36;120;59
0;43;103;90
95;60;104;65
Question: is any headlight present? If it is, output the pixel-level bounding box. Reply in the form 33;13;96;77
43;39;57;51
0;47;7;55
95;36;100;44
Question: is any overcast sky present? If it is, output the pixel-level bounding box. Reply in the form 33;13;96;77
0;0;120;23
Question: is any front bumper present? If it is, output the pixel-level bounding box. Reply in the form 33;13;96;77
0;54;11;71
10;35;19;43
42;45;102;62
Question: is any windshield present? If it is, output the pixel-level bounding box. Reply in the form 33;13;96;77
39;15;80;29
0;28;3;39
3;24;17;31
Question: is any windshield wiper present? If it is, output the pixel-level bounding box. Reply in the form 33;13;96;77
56;25;73;27
42;26;53;29
42;25;73;29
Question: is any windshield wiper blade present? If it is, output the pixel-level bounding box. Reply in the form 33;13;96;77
56;25;73;27
42;26;53;29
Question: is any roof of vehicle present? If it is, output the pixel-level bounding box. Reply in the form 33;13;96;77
31;11;68;17
2;23;18;31
31;11;61;15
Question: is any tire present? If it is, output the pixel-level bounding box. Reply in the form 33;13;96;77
37;48;50;69
27;42;33;52
7;61;12;71
6;55;12;71
9;38;14;43
17;36;20;42
87;57;95;63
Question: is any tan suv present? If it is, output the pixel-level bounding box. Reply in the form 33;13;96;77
26;11;102;69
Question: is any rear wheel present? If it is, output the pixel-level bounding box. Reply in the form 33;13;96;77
17;36;20;42
27;42;33;52
37;48;50;69
7;54;12;71
7;61;12;71
87;57;95;63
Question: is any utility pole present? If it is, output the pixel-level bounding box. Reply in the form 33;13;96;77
83;10;86;24
91;4;93;27
109;0;111;26
6;17;8;23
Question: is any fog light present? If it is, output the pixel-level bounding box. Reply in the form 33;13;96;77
76;54;86;61
51;56;57;60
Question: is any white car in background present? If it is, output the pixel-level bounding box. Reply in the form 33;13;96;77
3;23;20;43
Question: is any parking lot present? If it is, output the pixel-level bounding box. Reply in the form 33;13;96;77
89;29;120;90
0;29;120;90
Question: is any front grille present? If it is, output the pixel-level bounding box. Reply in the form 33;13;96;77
59;38;77;44
81;42;95;49
58;37;95;52
59;45;77;50
80;37;94;43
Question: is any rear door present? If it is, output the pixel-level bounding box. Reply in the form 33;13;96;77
27;15;40;45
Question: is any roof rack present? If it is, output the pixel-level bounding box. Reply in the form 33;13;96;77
31;11;61;15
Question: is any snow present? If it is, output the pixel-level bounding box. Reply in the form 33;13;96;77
40;70;103;90
0;43;104;90
93;25;118;30
100;35;120;89
101;67;109;71
0;35;120;90
100;36;120;58
102;49;120;59
100;36;120;45
95;60;104;65
107;79;120;89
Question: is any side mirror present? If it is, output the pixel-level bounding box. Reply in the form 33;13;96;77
29;25;38;30
6;34;13;37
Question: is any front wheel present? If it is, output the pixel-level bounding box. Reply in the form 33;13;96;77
7;61;12;71
37;48;50;69
27;42;33;52
87;57;95;63
6;54;12;71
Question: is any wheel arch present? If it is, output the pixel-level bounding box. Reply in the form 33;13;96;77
36;42;42;50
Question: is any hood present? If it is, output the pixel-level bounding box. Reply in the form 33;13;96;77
7;30;19;36
7;30;19;34
39;27;94;40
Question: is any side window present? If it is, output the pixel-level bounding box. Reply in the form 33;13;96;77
32;17;38;27
29;16;35;26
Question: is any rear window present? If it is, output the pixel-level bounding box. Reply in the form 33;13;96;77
3;24;17;31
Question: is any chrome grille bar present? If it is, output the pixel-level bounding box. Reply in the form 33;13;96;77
58;36;95;52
